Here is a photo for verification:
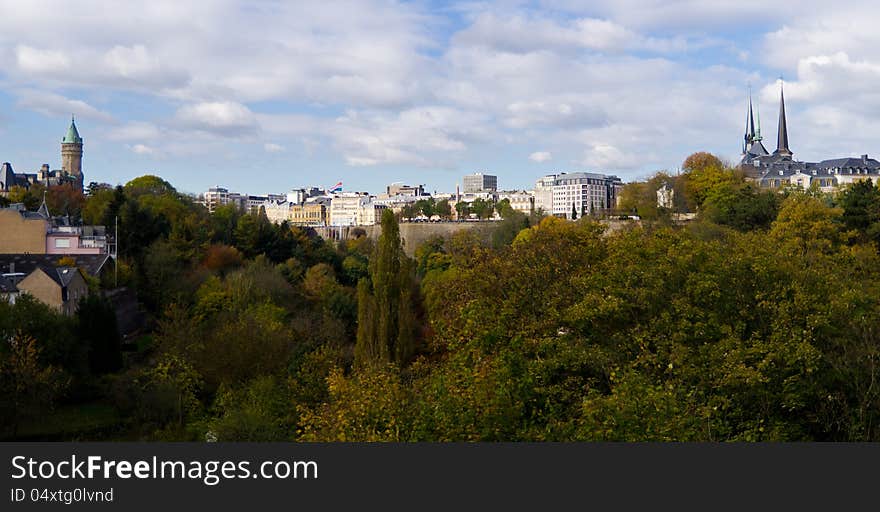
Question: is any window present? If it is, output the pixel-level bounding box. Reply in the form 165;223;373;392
55;238;71;249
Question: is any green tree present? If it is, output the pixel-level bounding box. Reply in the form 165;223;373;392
355;210;419;366
436;199;452;219
77;294;123;374
837;180;880;243
0;333;68;438
702;182;779;231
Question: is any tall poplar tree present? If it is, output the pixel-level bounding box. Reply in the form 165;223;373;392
355;210;419;367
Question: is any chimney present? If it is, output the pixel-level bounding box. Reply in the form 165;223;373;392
862;154;868;165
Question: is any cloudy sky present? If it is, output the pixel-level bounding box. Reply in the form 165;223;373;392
0;0;878;195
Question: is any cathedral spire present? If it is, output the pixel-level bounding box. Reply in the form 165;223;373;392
774;80;792;158
743;87;757;153
754;95;762;141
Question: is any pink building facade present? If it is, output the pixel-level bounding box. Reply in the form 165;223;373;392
46;227;106;255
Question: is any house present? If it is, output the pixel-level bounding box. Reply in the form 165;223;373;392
0;202;107;255
0;253;111;315
15;266;88;315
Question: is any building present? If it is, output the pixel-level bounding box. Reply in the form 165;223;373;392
386;183;425;197
0;203;107;255
740;84;880;191
0;253;112;315
202;186;247;213
462;173;498;193
657;183;674;209
16;266;88;316
0;204;50;253
61;116;84;191
329;193;371;226
0;118;85;195
550;173;622;219
46;225;107;254
357;202;388;226
532;173;622;219
263;200;328;227
533;175;556;213
497;190;535;214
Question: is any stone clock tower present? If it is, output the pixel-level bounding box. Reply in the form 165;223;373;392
61;116;84;190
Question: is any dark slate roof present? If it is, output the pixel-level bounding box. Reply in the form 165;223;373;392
0;253;110;277
745;141;769;157
45;267;80;288
815;157;880;169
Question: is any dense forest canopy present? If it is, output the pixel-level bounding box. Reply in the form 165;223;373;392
2;154;879;441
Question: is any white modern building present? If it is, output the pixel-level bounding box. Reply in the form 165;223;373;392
202;186;246;213
533;172;622;219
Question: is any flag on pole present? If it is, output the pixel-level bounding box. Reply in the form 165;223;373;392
328;181;343;193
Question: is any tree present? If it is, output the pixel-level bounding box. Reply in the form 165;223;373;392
355;209;419;366
82;186;117;226
495;198;514;219
471;198;493;220
6;184;44;211
47;183;86;218
0;333;68;437
837;180;880;243
680;152;737;210
436;199;452;220
702;182;779;231
77;294;122;374
770;193;845;256
124;175;177;198
415;198;436;218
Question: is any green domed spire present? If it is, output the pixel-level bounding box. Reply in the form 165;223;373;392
62;116;83;144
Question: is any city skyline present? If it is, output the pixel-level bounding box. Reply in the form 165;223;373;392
2;1;880;195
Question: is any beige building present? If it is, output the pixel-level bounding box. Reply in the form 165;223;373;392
498;190;535;214
0;207;49;254
357;203;388;226
15;266;88;315
264;201;327;226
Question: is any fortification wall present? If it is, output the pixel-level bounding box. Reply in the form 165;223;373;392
314;219;639;256
315;222;490;256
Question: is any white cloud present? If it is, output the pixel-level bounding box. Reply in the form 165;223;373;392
581;143;642;170
529;151;552;162
107;121;162;141
15;45;70;73
131;144;155;155
330;106;490;167
175;101;258;136
264;143;285;153
15;89;113;122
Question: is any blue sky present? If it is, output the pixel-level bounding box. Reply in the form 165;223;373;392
2;0;879;196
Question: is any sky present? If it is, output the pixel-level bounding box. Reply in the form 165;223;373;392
1;0;879;196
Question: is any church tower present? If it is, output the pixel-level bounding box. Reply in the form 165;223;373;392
773;82;793;159
61;116;84;190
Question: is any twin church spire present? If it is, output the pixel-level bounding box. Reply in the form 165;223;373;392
743;81;790;161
